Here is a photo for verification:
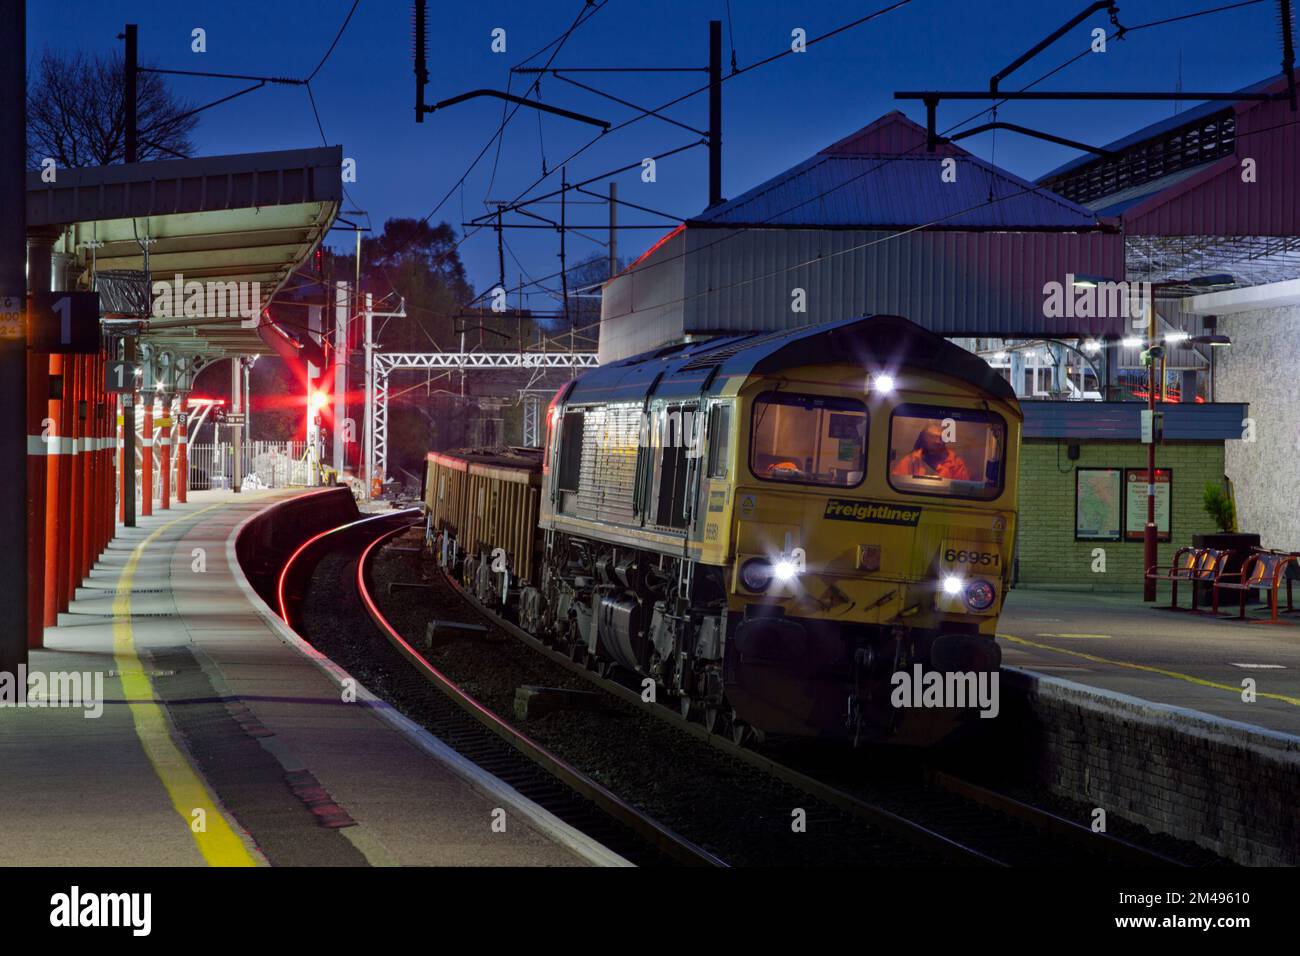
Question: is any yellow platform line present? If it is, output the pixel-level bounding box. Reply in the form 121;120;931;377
111;504;258;867
999;632;1300;708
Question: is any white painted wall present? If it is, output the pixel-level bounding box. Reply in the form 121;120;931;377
1215;304;1300;549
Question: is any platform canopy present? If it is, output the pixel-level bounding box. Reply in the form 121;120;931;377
1038;73;1300;292
26;145;342;363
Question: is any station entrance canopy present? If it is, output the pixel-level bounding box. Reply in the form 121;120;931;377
26;146;342;365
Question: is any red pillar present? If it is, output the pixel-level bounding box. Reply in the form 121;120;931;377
176;403;188;504
158;394;171;511
66;355;84;596
118;395;127;525
104;387;117;548
44;355;66;624
95;355;109;558
81;352;98;579
141;393;153;518
27;351;48;649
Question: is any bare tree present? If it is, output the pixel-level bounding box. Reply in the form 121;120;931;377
26;49;198;168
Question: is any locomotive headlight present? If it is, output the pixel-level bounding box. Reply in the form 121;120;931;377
773;559;797;582
872;374;895;394
740;559;774;592
965;579;996;611
941;575;964;596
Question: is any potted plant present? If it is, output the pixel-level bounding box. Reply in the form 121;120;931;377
1193;480;1260;594
1202;482;1235;534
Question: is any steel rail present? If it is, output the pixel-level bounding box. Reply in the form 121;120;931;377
355;523;726;868
431;553;1002;866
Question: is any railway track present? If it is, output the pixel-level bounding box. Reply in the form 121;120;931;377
374;527;1189;868
278;511;721;867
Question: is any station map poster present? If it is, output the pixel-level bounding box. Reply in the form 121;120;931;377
1124;468;1172;542
1075;468;1122;540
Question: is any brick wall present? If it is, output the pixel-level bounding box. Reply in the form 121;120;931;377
998;668;1300;866
1016;439;1225;590
1217;305;1300;550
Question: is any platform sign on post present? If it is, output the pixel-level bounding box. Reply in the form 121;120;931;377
29;291;100;353
106;360;137;393
1124;468;1171;542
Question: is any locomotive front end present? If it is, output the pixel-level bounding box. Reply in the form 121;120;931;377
716;362;1021;746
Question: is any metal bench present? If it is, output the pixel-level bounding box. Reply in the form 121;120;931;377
1187;548;1231;614
1211;548;1298;624
1145;547;1202;611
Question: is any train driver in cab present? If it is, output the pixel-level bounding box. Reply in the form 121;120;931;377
891;422;970;480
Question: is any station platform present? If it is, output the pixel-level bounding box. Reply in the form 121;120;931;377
997;587;1300;865
0;491;617;868
999;588;1300;739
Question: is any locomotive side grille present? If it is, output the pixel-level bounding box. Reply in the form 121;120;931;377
575;404;641;525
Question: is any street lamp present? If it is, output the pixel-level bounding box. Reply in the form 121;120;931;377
1135;275;1234;600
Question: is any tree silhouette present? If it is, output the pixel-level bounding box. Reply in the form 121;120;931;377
26;48;198;168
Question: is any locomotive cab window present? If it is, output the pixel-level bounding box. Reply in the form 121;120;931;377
556;411;585;493
706;403;731;479
654;404;696;528
887;404;1006;500
750;392;867;487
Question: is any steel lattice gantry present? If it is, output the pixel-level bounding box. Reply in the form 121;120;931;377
367;351;599;485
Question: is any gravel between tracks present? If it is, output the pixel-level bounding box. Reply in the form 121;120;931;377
365;529;945;866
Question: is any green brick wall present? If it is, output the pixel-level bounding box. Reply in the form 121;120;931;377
1016;440;1226;591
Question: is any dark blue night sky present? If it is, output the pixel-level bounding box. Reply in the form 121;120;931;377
27;1;1281;308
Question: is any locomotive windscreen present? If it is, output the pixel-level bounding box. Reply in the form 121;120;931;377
750;392;867;488
887;404;1006;500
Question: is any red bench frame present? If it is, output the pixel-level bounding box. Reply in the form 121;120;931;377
1145;546;1201;611
1211;548;1298;624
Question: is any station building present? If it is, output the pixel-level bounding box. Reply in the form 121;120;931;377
600;85;1299;589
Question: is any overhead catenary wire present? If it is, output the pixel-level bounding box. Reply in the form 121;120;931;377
411;0;910;287
492;0;1273;305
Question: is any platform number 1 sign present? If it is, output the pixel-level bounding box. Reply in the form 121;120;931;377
30;291;100;353
107;361;138;393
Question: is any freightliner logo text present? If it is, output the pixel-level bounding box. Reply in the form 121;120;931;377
823;499;922;526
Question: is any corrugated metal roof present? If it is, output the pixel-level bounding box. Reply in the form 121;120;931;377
690;111;1100;231
1120;88;1300;236
1083;164;1210;217
1039;74;1284;182
572;314;1019;407
690;154;1100;230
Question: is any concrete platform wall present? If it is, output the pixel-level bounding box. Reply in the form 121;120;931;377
999;667;1299;865
234;485;359;604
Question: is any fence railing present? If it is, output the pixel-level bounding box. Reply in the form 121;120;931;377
185;441;310;492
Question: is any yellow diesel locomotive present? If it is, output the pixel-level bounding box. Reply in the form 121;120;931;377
424;314;1021;746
